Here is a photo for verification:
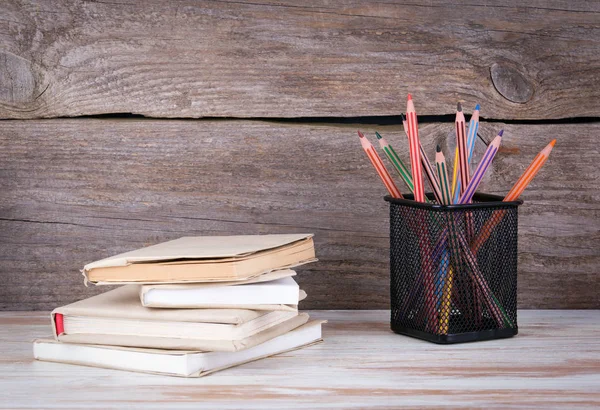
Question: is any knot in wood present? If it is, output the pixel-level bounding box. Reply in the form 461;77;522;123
0;52;37;105
490;63;534;104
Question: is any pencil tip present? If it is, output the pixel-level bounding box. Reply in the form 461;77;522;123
498;129;504;137
407;93;412;101
375;131;382;140
436;144;441;152
357;130;364;138
475;104;480;111
457;102;462;112
550;139;556;147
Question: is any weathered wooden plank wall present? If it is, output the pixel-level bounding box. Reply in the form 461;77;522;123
1;120;598;310
0;0;598;310
1;0;599;119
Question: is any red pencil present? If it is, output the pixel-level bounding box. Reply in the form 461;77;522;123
358;131;403;199
402;113;443;203
405;95;425;202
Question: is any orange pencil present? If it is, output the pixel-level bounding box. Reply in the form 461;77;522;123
505;139;556;201
358;131;403;199
471;139;556;253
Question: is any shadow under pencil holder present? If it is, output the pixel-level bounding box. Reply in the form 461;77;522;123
385;193;523;344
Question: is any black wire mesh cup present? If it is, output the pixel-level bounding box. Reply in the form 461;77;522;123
385;192;522;344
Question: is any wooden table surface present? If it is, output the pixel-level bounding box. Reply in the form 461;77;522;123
2;310;599;409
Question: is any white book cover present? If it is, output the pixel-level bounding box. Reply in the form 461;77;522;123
141;276;302;309
34;321;325;378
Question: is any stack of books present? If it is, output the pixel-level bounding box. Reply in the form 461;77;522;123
33;234;323;377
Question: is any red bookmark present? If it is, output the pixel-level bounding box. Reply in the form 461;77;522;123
54;313;64;335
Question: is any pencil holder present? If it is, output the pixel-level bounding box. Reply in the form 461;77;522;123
385;193;522;344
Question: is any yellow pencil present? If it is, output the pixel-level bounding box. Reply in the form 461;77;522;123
435;145;453;333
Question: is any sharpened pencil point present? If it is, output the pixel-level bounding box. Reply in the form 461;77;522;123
550;139;556;147
375;132;383;140
457;102;462;112
436;144;442;153
475;104;480;111
498;129;504;137
407;93;412;101
357;130;364;138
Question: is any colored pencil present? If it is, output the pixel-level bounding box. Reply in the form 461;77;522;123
434;145;452;205
456;233;511;327
467;105;481;163
435;144;453;333
457;131;503;204
455;102;469;201
458;125;499;323
450;147;459;200
470;139;556;254
420;146;442;202
402;106;438;327
405;95;425;202
432;144;450;319
375;132;415;193
401;114;443;203
358;131;403;199
505;139;556;201
453;104;480;204
437;249;453;334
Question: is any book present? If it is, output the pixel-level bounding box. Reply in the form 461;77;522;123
34;321;324;378
51;285;308;351
82;234;316;284
141;276;305;311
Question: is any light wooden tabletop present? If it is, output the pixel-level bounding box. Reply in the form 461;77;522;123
2;310;599;409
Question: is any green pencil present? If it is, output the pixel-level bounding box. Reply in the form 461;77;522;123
375;132;414;193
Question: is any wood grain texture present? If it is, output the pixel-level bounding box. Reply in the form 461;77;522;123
2;310;600;409
1;0;599;119
0;119;598;310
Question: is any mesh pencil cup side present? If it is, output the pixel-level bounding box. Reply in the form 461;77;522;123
386;193;522;344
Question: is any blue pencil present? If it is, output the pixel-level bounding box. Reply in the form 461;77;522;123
452;104;480;203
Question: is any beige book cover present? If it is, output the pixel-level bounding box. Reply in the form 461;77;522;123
52;285;262;325
33;320;325;378
55;314;309;352
82;234;316;284
51;286;306;351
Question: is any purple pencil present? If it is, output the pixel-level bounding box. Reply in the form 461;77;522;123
457;130;503;204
